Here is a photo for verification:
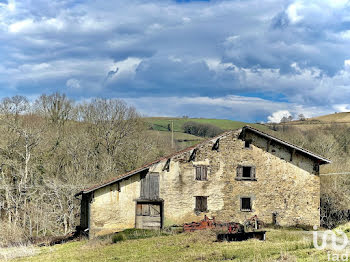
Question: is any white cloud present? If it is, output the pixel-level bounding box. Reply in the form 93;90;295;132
0;0;350;122
267;110;292;123
333;104;350;112
182;17;191;23
8;17;65;34
287;3;303;23
66;78;81;89
286;2;304;24
344;60;350;69
324;0;348;8
224;35;240;44
8;19;34;33
7;0;15;12
340;30;350;39
124;95;332;122
107;57;142;81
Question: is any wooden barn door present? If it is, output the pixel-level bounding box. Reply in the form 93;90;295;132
135;202;162;229
136;172;162;229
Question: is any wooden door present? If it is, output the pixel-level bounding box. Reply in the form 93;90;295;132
141;172;159;200
135;203;161;229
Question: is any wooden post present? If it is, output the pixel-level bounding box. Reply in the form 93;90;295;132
171;120;174;149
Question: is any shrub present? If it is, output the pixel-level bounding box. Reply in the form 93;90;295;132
321;194;350;229
112;233;127;243
0;223;27;247
183;121;223;137
112;229;169;243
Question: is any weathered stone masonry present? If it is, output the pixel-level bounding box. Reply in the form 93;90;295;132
76;126;330;237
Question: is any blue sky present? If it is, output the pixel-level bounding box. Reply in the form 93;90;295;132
1;0;350;122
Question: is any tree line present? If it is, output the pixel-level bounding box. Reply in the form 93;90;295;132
183;121;223;137
0;93;172;245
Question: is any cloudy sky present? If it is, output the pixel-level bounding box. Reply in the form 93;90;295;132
0;0;350;122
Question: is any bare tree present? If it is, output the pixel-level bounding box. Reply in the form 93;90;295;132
34;93;73;126
298;114;306;121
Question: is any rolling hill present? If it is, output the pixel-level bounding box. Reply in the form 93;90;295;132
311;112;350;123
143;117;265;132
267;112;350;128
143;117;268;150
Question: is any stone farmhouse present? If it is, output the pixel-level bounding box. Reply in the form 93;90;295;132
75;126;331;238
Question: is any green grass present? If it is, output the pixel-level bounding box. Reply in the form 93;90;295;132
147;130;204;148
143;117;265;133
14;229;329;262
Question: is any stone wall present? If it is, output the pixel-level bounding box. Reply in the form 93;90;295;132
89;173;141;237
88;129;321;237
158;130;320;227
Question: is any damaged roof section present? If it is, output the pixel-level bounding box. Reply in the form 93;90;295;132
75;130;234;196
76;126;331;196
240;126;331;165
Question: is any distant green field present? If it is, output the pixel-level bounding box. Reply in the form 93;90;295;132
143;117;265;133
147;130;203;148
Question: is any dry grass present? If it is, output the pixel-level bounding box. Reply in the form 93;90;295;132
312;112;350;123
0;244;37;261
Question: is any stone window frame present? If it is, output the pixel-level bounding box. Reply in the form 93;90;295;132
236;165;257;181
240;197;253;212
195;165;208;181
194;196;208;213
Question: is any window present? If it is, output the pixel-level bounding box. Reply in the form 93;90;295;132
313;163;320;174
195;196;207;212
244;140;251;148
241;197;252;211
236;165;256;180
196;166;208;181
242;167;251;178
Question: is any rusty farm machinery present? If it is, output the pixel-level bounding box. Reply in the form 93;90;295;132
183;215;266;241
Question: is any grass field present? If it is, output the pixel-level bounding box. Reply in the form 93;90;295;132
143;117;266;133
269;112;350;128
312;112;350;122
11;228;334;262
147;130;204;148
144;117;269;150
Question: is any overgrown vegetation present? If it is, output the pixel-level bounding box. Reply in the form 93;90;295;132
183;121;223;137
0;93;176;246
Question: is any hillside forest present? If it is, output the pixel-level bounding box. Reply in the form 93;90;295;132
0;93;348;245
